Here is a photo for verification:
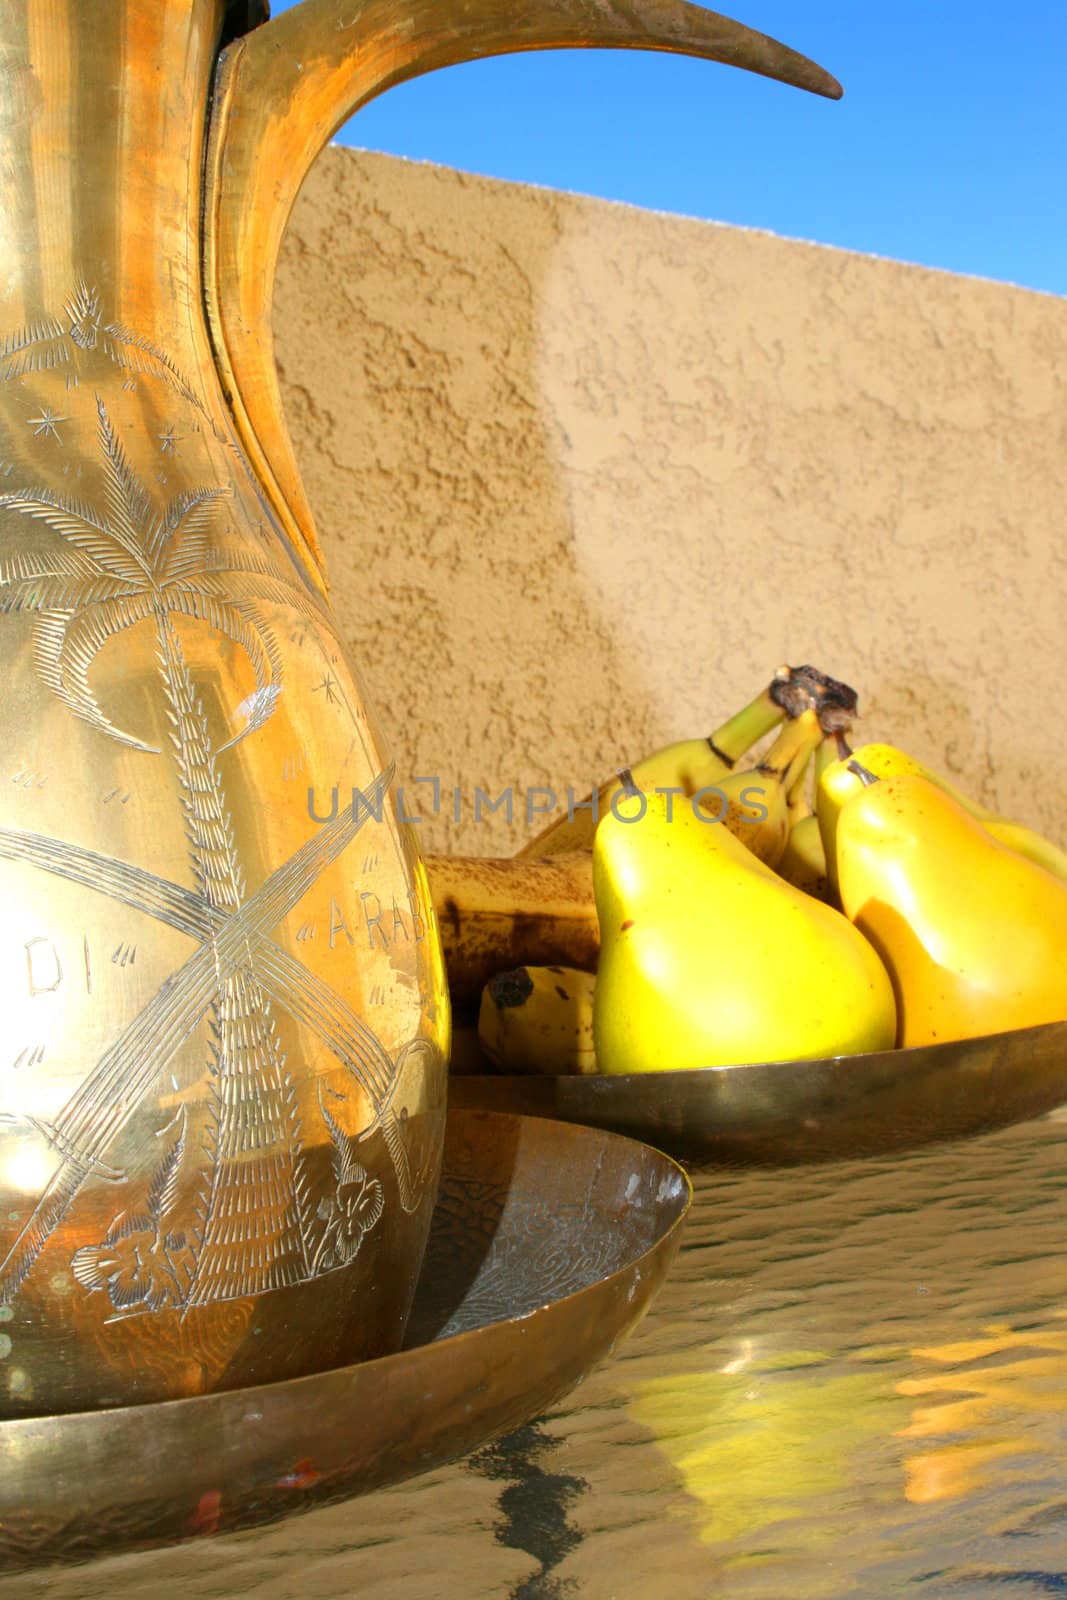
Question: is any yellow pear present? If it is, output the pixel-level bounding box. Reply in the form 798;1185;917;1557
835;773;1067;1047
592;789;896;1073
818;741;1067;888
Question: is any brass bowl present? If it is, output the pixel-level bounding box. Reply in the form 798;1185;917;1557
0;1108;689;1571
450;1021;1067;1165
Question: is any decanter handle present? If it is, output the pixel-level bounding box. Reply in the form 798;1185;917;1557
203;0;840;592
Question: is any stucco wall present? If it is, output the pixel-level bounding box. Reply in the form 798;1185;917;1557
273;147;1066;856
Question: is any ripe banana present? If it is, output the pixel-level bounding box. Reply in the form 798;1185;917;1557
424;851;596;1016
517;670;792;859
478;965;598;1075
785;745;814;825
776;737;835;899
790;729;838;819
696;707;825;867
776;812;833;903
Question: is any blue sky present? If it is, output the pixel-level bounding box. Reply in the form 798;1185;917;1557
269;1;1066;298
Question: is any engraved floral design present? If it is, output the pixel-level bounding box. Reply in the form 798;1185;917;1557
313;1169;385;1273
71;1210;196;1314
311;1091;384;1274
72;1110;195;1314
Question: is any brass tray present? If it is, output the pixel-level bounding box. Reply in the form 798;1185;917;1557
0;1109;689;1572
450;1021;1067;1165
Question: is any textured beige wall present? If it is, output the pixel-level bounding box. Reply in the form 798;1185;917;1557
274;147;1067;856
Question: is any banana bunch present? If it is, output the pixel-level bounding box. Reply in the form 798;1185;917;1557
425;670;1067;1075
517;663;852;859
432;668;827;1023
516;669;790;860
428;667;851;1064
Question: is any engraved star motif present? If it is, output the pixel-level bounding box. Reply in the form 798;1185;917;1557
158;427;182;454
27;406;68;441
313;673;338;704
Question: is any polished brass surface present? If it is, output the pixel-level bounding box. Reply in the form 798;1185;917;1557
0;0;839;1416
450;1021;1067;1164
0;1108;690;1570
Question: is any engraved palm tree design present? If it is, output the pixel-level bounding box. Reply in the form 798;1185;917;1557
0;396;408;1312
0;395;291;753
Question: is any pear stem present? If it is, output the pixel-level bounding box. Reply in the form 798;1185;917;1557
846;758;880;787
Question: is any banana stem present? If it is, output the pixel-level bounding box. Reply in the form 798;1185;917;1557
755;707;823;788
771;664;858;729
708;674;790;766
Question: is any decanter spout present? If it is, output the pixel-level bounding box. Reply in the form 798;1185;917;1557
202;0;841;591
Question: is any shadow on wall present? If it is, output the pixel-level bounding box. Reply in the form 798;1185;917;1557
273;146;1067;856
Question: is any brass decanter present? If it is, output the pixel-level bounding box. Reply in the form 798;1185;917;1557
0;0;837;1415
